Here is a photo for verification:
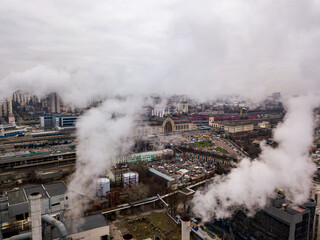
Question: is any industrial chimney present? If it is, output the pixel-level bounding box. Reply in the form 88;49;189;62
181;217;191;240
29;192;42;240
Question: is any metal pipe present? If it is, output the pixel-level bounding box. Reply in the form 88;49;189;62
41;214;67;240
9;232;31;240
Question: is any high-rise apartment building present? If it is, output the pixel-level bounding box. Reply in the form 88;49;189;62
49;93;61;114
0;99;13;117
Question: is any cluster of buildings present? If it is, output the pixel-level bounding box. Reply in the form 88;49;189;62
114;149;173;165
135;117;197;136
0;182;110;239
148;155;215;188
204;191;316;240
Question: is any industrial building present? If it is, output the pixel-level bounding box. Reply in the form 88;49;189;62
147;154;215;187
310;181;320;239
114;149;173;165
231;193;316;240
2;190;109;240
0;182;68;227
0;149;76;174
40;115;78;128
43;214;110;240
177;152;231;167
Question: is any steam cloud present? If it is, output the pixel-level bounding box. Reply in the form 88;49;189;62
68;98;141;217
0;0;320;219
193;95;320;220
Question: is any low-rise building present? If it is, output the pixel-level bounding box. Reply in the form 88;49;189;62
0;182;69;225
135;117;196;136
258;121;271;129
44;214;110;240
211;120;254;134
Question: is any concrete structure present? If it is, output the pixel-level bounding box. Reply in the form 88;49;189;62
211;120;254;134
314;207;320;240
0;99;13;117
135;117;196;136
40;115;78;128
152;108;169;118
0;149;76;174
29;192;42;240
148;168;176;188
311;181;320;239
43;214;109;240
0;182;69;225
232;194;316;240
13;91;38;105
114;149;174;165
40;115;56;128
181;217;191;240
178;102;189;114
54;116;78;127
49;93;61;114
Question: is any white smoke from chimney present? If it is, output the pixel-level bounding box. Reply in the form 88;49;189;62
193;95;320;221
67;97;141;218
0;0;320;219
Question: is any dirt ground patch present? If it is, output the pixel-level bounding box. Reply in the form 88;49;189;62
115;212;181;240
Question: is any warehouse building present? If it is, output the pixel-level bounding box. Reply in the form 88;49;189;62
43;214;110;240
0;182;68;225
0;149;76;174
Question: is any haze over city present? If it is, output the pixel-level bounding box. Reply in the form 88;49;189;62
0;1;320;240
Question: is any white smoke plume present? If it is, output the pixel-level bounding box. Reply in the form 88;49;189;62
193;95;320;220
67;98;141;218
0;0;320;219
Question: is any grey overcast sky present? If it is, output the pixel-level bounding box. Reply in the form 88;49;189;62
1;0;320;101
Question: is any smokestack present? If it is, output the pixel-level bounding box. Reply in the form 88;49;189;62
29;192;42;240
123;233;133;240
181;217;191;240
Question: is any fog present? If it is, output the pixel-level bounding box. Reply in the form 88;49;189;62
0;0;320;219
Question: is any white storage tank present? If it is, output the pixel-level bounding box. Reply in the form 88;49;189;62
123;172;139;188
96;178;110;197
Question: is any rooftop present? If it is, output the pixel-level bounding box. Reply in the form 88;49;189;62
7;189;27;205
222;121;254;126
24;185;48;199
44;214;108;239
149;168;175;182
43;182;68;196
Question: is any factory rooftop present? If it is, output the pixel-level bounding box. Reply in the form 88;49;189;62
147;155;215;186
148;168;175;182
43;182;67;197
24;185;48;199
7;182;68;206
43;214;109;239
7;189;27;205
